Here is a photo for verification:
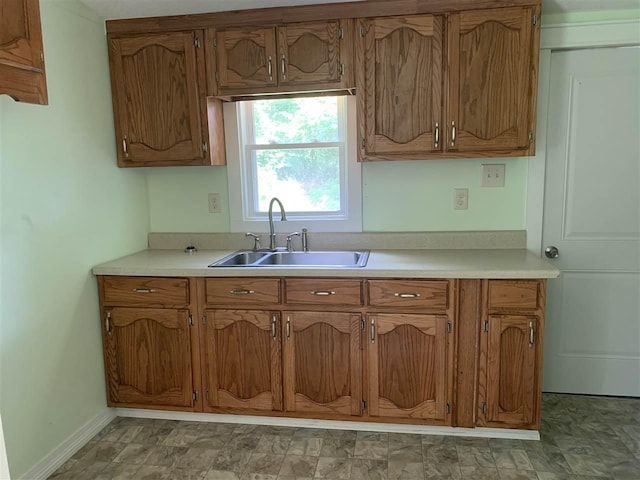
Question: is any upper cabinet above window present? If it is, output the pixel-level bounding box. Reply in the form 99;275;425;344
207;20;354;97
0;0;48;105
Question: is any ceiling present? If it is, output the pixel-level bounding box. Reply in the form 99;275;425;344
78;0;640;20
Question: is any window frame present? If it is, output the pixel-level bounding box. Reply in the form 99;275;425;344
225;96;362;233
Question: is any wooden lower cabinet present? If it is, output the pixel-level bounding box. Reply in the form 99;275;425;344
202;309;283;412
283;311;362;416
367;313;450;422
104;307;195;408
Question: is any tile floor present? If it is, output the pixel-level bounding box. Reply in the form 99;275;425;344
48;394;640;480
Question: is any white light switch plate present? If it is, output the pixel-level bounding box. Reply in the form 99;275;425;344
482;164;506;187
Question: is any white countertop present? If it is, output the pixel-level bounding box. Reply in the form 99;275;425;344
92;249;560;279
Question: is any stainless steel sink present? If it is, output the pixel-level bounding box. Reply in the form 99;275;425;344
209;250;369;268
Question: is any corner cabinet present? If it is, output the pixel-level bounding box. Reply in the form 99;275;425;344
207;20;354;97
357;5;541;161
108;31;225;167
0;0;48;104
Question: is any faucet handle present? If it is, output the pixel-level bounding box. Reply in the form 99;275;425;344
285;232;301;252
245;232;261;251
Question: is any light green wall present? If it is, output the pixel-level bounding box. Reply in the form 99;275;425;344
145;156;528;232
542;8;640;25
0;2;149;477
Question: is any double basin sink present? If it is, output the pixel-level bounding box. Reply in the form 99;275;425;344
209;250;370;268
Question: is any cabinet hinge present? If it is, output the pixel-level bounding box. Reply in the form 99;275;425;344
194;36;201;48
529;131;534;144
213;38;217;48
215;72;220;84
533;14;538;27
202;142;208;155
446;402;451;414
359;25;365;38
360;318;365;331
193;391;198;401
338;27;344;39
361;400;366;411
447;321;453;334
201;315;206;325
481;402;487;415
205;390;209;400
483;320;489;332
361;139;366;150
339;63;345;77
188;315;194;326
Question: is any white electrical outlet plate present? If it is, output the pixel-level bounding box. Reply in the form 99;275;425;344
482;164;506;187
208;193;221;213
454;188;468;210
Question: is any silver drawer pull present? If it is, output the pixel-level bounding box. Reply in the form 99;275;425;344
230;289;255;295
310;290;336;296
133;288;156;294
394;293;421;299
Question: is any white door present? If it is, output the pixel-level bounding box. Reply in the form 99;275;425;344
542;47;640;396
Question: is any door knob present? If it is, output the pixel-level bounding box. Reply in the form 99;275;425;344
545;246;559;259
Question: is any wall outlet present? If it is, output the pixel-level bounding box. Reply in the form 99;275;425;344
482;164;506;187
208;193;221;213
454;188;468;210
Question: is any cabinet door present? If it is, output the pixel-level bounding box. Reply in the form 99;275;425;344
203;310;283;412
361;15;443;157
447;7;536;153
283;312;362;416
484;315;537;426
277;21;345;88
110;32;204;166
215;27;277;94
0;0;47;104
104;308;194;407
368;314;448;421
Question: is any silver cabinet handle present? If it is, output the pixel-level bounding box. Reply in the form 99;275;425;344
230;289;255;295
529;321;535;347
394;293;421;299
122;136;129;158
267;56;273;81
286;316;291;339
370;319;376;343
133;288;156;294
310;290;336;296
435;122;439;149
281;54;287;77
451;121;456;147
105;311;112;335
271;314;277;340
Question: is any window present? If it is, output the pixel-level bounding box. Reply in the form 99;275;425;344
226;96;361;232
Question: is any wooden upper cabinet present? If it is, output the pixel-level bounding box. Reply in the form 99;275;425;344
210;20;352;96
368;314;449;422
283;311;362;416
109;31;224;167
359;16;443;159
447;7;538;154
202;310;283;412
104;307;194;408
483;315;538;427
0;0;47;104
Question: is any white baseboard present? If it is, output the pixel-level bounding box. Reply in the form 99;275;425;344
115;408;540;441
20;409;116;480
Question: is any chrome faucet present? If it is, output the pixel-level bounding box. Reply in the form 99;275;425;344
268;197;287;250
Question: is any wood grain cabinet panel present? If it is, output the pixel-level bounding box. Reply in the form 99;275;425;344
202;310;283;412
367;280;449;310
487;280;540;311
102;276;189;307
205;278;281;305
447;7;537;154
359;15;443;158
284;278;362;306
283;311;362;416
109;31;224;167
367;314;449;421
104;307;194;408
0;0;48;104
483;315;538;427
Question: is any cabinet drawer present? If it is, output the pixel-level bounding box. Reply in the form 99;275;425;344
487;280;540;311
102;276;189;307
285;279;362;306
367;280;449;310
205;278;281;304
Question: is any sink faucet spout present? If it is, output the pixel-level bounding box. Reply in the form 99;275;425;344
268;197;287;250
